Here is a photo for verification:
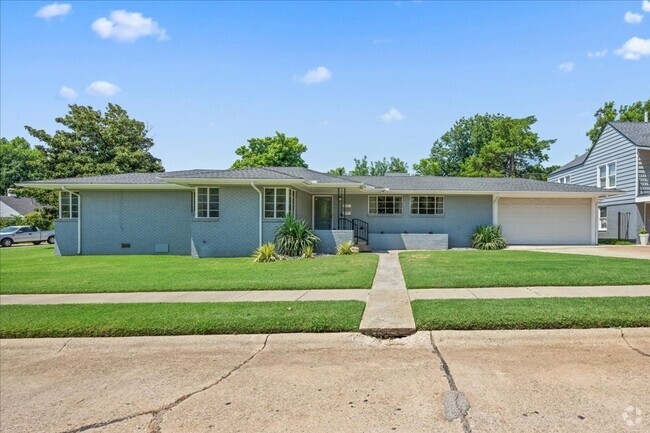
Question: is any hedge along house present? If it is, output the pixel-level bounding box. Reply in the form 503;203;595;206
19;167;618;257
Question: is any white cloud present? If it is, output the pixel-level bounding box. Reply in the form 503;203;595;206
615;37;650;60
588;49;608;58
91;10;168;42
624;11;643;24
558;62;574;73
86;81;121;97
643;0;650;13
35;3;71;20
59;86;78;100
380;108;404;123
299;66;332;84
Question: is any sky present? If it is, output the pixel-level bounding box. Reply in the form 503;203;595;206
1;1;649;173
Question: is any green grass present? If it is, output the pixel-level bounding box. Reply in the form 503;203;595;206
400;250;650;289
598;239;635;245
0;247;378;294
412;297;650;330
0;301;366;338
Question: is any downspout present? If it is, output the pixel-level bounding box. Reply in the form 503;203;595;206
250;181;263;247
492;194;500;226
62;186;81;255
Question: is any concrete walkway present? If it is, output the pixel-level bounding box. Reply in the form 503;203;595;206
410;284;650;300
508;244;650;260
359;251;416;338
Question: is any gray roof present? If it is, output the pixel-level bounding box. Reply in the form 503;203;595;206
0;196;42;215
161;167;359;183
346;175;612;193
551;151;589;175
21;173;167;185
610;122;650;147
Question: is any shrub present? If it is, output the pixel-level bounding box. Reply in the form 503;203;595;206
640;226;648;235
336;241;356;255
302;245;315;258
274;214;320;257
471;225;508;250
252;243;280;263
24;211;53;230
0;215;25;229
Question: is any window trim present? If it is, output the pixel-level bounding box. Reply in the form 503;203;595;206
195;187;220;219
368;195;403;216
264;187;296;219
409;195;444;216
59;191;79;219
557;175;570;184
598;206;607;232
596;162;616;189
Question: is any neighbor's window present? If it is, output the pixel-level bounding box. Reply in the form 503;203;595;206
196;187;219;218
368;196;403;215
410;196;444;215
557;175;570;184
264;187;296;218
597;162;616;188
59;191;79;219
598;207;607;231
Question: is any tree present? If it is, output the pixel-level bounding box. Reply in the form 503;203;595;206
348;156;409;176
586;99;650;146
327;167;346;176
414;114;555;180
0;137;43;194
25;103;164;180
231;132;308;168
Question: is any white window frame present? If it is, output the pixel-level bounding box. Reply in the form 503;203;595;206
557;175;570;184
368;195;403;215
596;162;616;189
59;191;79;219
195;187;219;218
410;196;444;216
264;187;296;219
598;207;607;232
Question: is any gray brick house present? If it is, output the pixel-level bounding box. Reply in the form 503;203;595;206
548;122;650;242
19;167;615;257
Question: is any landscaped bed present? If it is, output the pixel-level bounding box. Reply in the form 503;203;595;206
400;250;650;289
0;301;366;338
412;297;650;330
0;247;378;294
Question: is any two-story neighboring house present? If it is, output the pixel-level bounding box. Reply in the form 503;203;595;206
548;122;650;242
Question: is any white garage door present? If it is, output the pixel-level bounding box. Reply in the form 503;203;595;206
498;198;592;245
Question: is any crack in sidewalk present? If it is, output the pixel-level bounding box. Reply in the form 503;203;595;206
58;334;271;433
620;329;650;358
55;338;72;355
429;332;472;433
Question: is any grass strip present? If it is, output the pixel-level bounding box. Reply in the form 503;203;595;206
412;297;650;330
0;301;366;338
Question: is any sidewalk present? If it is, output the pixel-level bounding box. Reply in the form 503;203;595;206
409;285;650;300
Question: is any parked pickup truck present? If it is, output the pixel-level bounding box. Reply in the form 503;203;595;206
0;226;55;247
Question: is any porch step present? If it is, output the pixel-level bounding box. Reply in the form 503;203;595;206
357;241;373;252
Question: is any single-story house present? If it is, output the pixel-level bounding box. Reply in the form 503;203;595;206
0;195;43;218
19;167;618;257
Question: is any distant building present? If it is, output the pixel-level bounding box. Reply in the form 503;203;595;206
0;195;42;218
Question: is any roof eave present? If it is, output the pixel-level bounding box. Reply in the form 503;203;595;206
15;182;190;190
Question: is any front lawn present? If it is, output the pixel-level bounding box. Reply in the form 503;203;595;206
0;301;366;338
0;247;378;294
412;297;650;330
400;250;650;289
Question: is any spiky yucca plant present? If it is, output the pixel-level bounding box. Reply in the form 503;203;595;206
252;243;280;263
274;214;320;257
302;245;315;258
336;241;355;255
471;225;508;250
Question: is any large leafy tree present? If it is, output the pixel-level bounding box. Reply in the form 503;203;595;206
345;156;409;176
414;114;555;179
25;103;164;180
586;99;650;146
231;132;308;168
0;137;43;194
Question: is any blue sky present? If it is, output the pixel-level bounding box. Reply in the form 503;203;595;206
1;1;649;172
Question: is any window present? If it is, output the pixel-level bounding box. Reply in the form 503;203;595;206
264;188;296;219
410;196;444;215
598;207;607;231
557;175;570;184
196;187;219;218
368;196;403;215
597;162;616;188
59;191;79;219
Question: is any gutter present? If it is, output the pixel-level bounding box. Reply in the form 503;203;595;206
250;181;263;247
61;186;81;255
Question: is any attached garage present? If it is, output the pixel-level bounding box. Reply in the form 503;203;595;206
498;197;593;245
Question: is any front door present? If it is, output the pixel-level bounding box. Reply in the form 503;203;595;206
314;196;333;230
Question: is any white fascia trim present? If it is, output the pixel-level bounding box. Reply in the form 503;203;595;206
16;183;190;190
635;195;650;203
353;189;617;198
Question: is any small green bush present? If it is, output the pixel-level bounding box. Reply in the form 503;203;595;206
302;245;315;258
337;241;356;255
252;243;280;263
640;226;648;235
599;239;634;246
471;225;507;250
24;211;53;230
0;215;24;229
274;214;320;257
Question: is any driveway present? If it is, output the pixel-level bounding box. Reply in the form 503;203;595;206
508;245;650;260
1;329;648;433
